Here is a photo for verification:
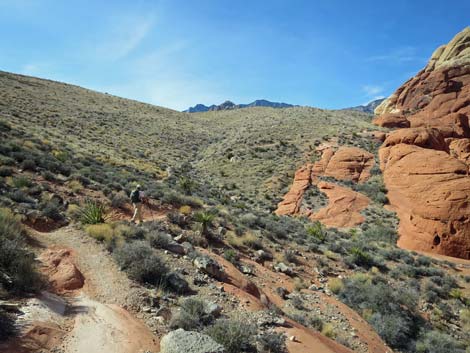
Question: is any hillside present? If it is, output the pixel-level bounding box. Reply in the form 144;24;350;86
1;28;470;353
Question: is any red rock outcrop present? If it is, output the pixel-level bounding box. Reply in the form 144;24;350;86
39;248;85;292
323;147;375;183
310;181;370;228
276;147;373;228
449;138;470;164
372;113;410;128
275;164;313;216
374;27;470;259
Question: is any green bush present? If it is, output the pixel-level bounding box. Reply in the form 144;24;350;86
169;297;215;330
0;208;43;294
0;166;13;177
306;221;326;242
79;200;108;224
416;330;465;353
256;332;286;353
113;241;169;286
205;319;256;353
339;275;420;350
12;176;32;188
194;211;215;236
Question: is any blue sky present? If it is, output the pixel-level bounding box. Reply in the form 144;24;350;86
0;0;469;111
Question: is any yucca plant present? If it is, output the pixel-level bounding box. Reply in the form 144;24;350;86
178;176;196;195
194;211;215;236
79;200;108;224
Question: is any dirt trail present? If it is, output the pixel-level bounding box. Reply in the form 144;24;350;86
15;225;160;353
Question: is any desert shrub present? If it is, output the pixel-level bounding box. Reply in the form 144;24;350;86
85;223;115;243
355;176;388;204
339;275;420;350
223;249;239;264
113;241;169;286
41;170;56;181
0;310;16;341
79;200;107;224
169;297;215;330
178;176;196;195
321;323;337;338
40;199;63;221
346;247;382;269
67;180;83;193
8;189;34;203
363;223;397;243
12;176;32;188
283;249;297;264
416;330;465;353
256;332;286;353
308;316;324;331
20;159;36;171
110;191;128;209
167;211;188;227
306;221;326;242
0;166;13;177
0;208;43;294
147;231;171;249
162;191;203;208
328;278;344;294
205;319;256;353
194;211;215;236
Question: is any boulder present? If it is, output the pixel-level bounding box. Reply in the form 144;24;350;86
274;262;294;276
39;248;84;292
165;272;190;294
372;113;410;128
160;329;225;353
193;256;225;280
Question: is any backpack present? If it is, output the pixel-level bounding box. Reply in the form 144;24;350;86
130;190;141;203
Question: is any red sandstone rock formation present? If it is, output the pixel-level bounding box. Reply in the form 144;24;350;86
310;181;370;228
276;146;373;228
374;27;470;259
39;248;85;292
372;113;410;128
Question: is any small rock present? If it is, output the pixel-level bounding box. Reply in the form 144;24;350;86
240;265;253;275
274;262;294;276
193;256;225;280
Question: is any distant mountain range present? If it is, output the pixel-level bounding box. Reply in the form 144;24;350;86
343;98;385;114
184;99;294;113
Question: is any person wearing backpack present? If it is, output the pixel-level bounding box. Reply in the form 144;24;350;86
130;185;144;224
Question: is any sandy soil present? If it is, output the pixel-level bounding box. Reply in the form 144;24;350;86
4;225;160;353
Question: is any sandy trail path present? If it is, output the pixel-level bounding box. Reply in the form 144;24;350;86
21;225;160;353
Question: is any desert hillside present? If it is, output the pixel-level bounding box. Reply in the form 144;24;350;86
0;28;470;353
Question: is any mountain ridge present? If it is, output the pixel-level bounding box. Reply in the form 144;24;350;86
184;99;295;112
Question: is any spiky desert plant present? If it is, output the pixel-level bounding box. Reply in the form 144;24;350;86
194;211;215;236
178;176;196;195
79;200;108;224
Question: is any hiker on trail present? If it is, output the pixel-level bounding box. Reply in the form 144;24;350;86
130;185;144;224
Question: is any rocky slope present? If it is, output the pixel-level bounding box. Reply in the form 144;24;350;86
374;27;470;259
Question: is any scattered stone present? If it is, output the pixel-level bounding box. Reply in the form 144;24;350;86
240;265;253;275
193;256;225;280
166;272;190;294
160;329;225;353
274;262;294;276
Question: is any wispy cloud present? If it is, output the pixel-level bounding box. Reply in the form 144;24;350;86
362;84;384;96
366;46;423;63
93;14;155;61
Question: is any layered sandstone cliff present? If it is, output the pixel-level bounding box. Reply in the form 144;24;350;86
374;27;470;259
